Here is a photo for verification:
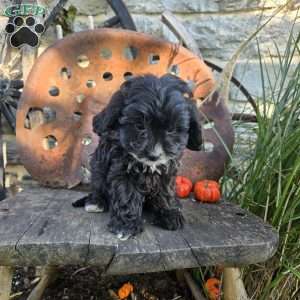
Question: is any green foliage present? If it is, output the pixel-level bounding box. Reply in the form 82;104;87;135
224;24;300;299
55;5;77;35
192;17;300;300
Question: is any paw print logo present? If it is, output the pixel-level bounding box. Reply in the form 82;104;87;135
5;16;45;48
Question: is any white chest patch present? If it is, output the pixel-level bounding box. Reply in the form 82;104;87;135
129;144;170;174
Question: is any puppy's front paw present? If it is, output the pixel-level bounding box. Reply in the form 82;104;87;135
85;203;104;213
84;196;105;213
108;218;143;239
155;208;185;230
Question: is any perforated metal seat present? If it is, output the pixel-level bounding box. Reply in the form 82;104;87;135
16;28;233;187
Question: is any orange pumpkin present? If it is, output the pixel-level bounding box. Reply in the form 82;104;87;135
118;282;134;299
176;176;193;198
194;180;221;203
205;278;221;300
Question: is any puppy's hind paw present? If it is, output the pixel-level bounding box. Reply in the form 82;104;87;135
85;203;104;213
155;208;185;231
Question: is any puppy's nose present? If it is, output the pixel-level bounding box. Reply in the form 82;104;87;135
148;154;160;161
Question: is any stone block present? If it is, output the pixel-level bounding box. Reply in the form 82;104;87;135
232;57;299;100
124;0;291;13
180;11;300;60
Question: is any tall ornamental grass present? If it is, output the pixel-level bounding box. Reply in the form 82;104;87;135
225;25;300;299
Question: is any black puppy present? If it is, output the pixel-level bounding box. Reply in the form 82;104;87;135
73;74;202;239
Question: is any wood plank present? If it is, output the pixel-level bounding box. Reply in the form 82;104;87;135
0;187;278;272
145;222;199;271
85;212;118;267
179;200;278;266
0;188;54;265
104;225;162;275
16;189;90;266
90;210;198;274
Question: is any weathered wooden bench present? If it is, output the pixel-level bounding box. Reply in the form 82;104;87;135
0;187;278;271
0;18;278;300
0;186;278;297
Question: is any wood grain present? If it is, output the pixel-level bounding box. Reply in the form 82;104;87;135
0;266;13;300
0;187;279;274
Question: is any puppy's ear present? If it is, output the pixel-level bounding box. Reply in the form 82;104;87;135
160;74;192;96
93;90;125;135
93;77;135;135
186;99;202;151
160;74;202;150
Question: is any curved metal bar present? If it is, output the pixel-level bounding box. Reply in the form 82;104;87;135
107;0;137;31
103;15;120;28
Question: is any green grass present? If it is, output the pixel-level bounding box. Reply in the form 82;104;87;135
223;25;300;300
192;19;300;300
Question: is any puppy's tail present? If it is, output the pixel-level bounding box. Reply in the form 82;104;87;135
72;195;89;207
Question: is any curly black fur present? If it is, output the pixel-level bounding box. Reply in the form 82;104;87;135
73;74;202;239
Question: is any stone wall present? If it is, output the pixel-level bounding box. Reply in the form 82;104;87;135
0;0;299;103
67;0;300;102
0;0;299;185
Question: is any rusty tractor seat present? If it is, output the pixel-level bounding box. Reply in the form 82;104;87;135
16;28;233;188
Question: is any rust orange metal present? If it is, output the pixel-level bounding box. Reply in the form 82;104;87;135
16;28;233;187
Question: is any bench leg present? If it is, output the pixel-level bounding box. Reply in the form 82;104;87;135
27;266;58;300
223;267;249;300
0;266;14;300
176;270;206;300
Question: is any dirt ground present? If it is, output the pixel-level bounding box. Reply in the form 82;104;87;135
11;267;193;300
